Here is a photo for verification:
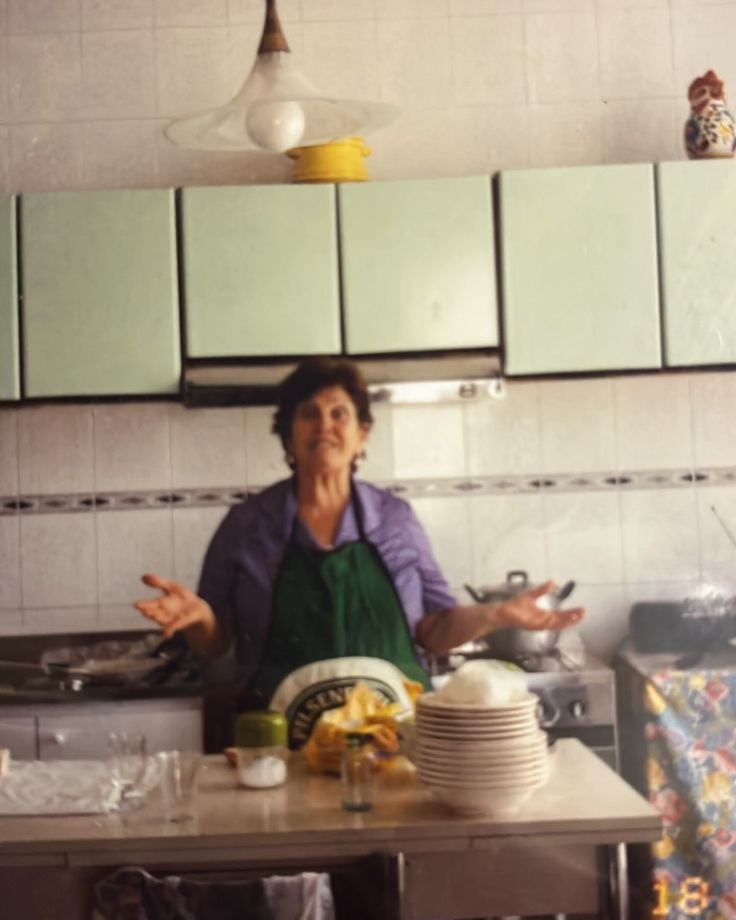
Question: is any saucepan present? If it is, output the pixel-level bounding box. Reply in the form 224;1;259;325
464;571;576;662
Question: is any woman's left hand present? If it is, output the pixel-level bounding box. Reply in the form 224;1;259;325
416;582;586;655
499;581;585;631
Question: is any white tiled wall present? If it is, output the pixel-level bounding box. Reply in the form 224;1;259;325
2;370;736;659
1;0;733;190
3;2;736;658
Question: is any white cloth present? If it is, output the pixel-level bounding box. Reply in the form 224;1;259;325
263;872;336;920
91;866;336;920
0;759;121;815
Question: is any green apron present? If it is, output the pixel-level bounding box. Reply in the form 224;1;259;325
245;512;431;713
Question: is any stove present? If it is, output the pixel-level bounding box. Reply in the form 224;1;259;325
428;644;619;769
0;632;200;701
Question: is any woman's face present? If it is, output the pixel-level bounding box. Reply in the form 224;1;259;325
289;386;370;475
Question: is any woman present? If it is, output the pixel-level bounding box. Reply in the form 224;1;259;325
135;358;584;711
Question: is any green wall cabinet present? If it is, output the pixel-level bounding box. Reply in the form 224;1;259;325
658;160;736;366
338;177;498;354
21;190;180;398
0;196;20;401
181;185;340;358
499;164;661;375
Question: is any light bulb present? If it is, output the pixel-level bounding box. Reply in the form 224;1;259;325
245;100;306;153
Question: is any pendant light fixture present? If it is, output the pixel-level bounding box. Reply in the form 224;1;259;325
165;0;399;155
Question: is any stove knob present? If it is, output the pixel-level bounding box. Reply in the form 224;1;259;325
535;698;558;726
568;699;587;720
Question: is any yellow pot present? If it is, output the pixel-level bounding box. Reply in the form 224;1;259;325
287;137;371;183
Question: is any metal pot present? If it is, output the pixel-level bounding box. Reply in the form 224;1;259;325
464;570;564;663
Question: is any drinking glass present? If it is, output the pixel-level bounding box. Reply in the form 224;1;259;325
155;750;202;823
109;732;148;808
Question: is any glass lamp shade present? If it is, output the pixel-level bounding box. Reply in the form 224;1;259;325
164;51;399;154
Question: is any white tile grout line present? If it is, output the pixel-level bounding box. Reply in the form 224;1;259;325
686;376;705;585
90;405;101;627
2;466;736;515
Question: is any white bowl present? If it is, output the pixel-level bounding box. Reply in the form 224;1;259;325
416;731;547;753
418;692;538;713
416;709;539;728
416;732;548;754
425;781;542;815
417;708;539;724
417;764;548;787
423;723;536;735
416;759;547;777
416;749;547;771
416;726;540;742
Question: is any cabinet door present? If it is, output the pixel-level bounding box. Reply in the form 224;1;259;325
0;196;20;401
37;699;203;760
499;165;661;375
182;185;340;358
21;190;180;397
0;716;36;759
339;177;498;354
658;160;736;366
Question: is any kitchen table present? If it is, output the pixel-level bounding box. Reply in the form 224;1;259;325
0;739;661;920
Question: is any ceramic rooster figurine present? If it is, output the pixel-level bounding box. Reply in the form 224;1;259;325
684;70;736;159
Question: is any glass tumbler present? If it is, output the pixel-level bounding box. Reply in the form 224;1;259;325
155;750;203;823
108;732;148;807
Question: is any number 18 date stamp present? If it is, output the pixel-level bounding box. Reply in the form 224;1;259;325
652;877;712;919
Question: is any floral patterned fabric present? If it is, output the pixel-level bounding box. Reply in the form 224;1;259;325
643;667;736;919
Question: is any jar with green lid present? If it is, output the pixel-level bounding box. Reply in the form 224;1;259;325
234;710;288;789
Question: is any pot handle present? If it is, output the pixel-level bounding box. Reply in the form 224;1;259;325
464;584;484;604
506;570;529;587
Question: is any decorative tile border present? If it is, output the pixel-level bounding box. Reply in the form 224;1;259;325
383;466;736;499
0;488;261;516
2;467;736;515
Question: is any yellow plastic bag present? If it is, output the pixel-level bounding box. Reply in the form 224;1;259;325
303;679;419;775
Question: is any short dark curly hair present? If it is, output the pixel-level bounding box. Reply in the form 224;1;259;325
272;357;373;467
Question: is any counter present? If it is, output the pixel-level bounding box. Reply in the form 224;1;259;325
0;739;661;919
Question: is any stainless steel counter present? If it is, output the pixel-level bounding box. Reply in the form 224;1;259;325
0;739;662;919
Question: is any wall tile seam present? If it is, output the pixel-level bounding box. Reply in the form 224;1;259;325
27;21;356;36
301;15;380;24
1;578;723;626
0;576;658;617
2;466;736;515
6;115;166;128
8;26;208;37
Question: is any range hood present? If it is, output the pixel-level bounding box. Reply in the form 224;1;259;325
183;352;504;407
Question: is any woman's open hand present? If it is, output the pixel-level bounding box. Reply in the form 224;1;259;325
416;581;586;654
134;573;216;639
499;580;585;632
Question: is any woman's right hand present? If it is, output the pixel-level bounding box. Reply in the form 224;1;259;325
134;573;216;640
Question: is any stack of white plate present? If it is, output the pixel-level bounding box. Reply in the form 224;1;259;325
415;691;549;816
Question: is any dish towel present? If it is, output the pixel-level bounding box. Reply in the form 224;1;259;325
263;872;335;920
93;866;336;920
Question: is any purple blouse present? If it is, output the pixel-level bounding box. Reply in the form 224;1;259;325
197;478;456;677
